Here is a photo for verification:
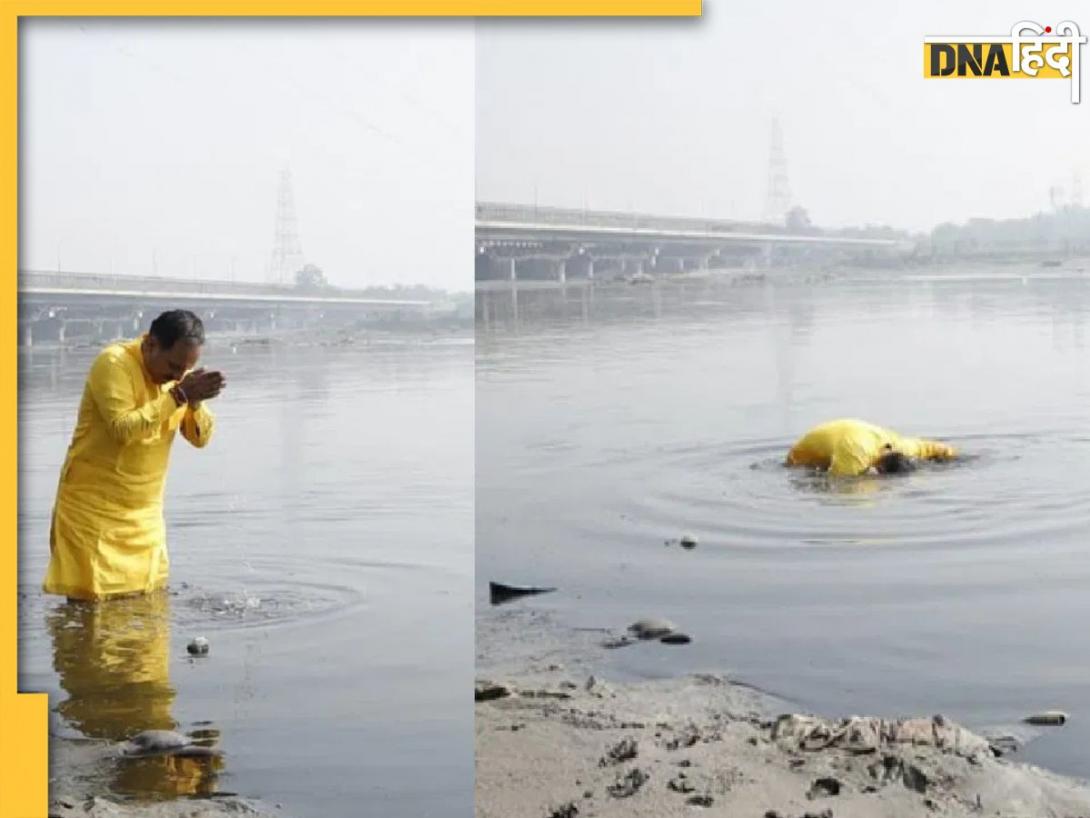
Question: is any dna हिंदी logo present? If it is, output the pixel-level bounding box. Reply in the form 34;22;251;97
923;21;1087;103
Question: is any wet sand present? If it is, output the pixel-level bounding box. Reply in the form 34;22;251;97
48;735;281;818
476;608;1090;818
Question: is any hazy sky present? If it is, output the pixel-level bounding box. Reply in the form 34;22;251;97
22;19;473;290
477;1;1090;232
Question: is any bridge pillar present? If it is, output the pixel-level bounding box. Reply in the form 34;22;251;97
586;259;595;280
57;322;66;343
21;323;31;348
557;259;566;284
761;243;774;268
509;258;517;282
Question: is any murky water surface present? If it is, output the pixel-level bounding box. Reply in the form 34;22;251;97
477;268;1090;778
20;335;474;817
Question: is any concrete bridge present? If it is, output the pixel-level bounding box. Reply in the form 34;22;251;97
476;202;908;282
18;269;436;346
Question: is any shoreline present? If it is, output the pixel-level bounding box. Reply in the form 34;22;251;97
476;606;1090;817
47;734;283;818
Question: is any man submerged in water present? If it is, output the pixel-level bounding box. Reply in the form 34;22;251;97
786;419;957;477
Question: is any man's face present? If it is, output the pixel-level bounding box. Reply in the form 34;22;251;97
144;337;201;384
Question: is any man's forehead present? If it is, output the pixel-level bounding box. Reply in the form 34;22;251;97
168;341;201;360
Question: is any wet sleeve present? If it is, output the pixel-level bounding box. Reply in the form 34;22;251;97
88;352;180;446
909;439;957;461
828;438;873;477
181;403;215;448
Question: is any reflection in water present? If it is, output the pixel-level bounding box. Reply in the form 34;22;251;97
47;591;224;798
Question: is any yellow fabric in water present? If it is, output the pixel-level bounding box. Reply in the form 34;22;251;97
786;418;956;477
43;337;214;600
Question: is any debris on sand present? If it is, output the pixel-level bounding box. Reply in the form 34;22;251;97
476;679;514;702
806;776;841;798
599;738;638;766
490;581;557;606
771;713;991;759
546;802;579;818
607;767;648;798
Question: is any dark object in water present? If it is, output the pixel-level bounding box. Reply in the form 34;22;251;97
489;581;556;606
1024;710;1067;726
628;618;676;639
660;633;692;645
187;636;210;656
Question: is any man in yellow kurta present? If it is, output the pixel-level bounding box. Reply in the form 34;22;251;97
43;310;226;600
786;419;957;477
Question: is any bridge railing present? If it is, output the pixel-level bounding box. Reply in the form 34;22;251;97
476;201;792;236
19;269;299;297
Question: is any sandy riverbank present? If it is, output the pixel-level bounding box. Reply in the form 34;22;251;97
476;607;1090;818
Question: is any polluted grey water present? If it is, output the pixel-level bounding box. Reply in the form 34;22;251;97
18;333;473;817
476;267;1090;780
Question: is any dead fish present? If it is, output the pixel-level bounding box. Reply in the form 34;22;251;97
120;730;219;758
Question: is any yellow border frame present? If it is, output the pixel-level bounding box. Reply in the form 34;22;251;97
0;2;699;816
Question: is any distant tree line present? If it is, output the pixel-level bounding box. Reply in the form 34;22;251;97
293;262;468;302
929;205;1090;257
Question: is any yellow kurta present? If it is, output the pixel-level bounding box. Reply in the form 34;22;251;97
786;418;956;477
43;337;214;600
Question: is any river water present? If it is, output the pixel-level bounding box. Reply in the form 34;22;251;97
476;267;1090;778
18;333;474;817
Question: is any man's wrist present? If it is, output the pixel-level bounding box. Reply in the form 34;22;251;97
170;384;189;406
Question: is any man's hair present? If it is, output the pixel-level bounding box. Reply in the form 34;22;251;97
149;310;205;349
876;450;916;475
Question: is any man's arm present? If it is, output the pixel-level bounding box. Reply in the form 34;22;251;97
904;438;957;461
89;352;179;446
180;402;215;448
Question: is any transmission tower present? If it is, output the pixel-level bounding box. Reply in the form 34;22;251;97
269;167;305;286
763;117;793;225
